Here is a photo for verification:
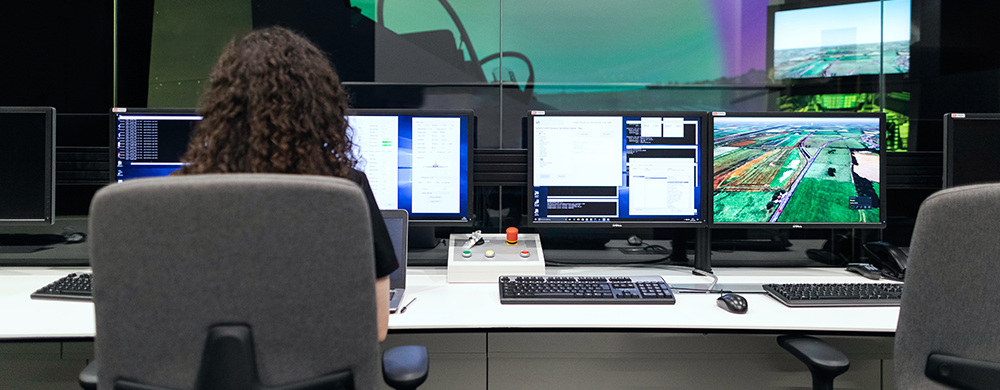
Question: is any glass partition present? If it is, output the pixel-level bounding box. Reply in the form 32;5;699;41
120;0;910;266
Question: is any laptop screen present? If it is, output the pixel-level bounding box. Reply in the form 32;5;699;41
381;210;408;289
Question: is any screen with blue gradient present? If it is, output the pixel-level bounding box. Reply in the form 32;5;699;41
347;112;471;223
531;113;703;226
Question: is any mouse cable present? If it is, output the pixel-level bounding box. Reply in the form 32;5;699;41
542;261;718;290
617;263;720;291
670;287;731;295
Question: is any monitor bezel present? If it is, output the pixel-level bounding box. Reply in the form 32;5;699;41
346;108;476;226
526;110;710;229
765;0;913;85
0;106;56;226
943;113;1000;189
109;107;200;184
710;111;887;229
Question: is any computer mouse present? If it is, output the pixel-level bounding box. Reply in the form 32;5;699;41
717;293;748;314
627;235;643;246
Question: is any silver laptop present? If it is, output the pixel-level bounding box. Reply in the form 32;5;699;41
382;209;408;313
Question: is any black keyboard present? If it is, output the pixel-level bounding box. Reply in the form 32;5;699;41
500;275;675;304
763;283;903;307
31;272;93;301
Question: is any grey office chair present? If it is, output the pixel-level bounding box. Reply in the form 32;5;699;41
780;183;1000;389
80;174;427;390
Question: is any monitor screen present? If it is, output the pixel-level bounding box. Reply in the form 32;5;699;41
712;112;885;227
346;109;474;225
944;113;1000;188
528;111;708;227
770;0;911;80
0;107;55;225
112;108;202;182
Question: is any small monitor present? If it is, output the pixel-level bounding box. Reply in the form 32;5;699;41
528;111;709;227
943;113;1000;188
712;112;886;228
346;109;474;225
768;0;911;80
111;108;202;182
0;107;55;225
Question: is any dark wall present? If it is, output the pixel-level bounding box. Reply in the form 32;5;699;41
910;0;1000;151
1;1;114;113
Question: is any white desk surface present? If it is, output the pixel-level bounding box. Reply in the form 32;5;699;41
0;266;899;340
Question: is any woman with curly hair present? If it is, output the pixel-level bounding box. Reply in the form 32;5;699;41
177;26;398;341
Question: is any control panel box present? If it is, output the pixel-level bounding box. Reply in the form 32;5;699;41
447;233;545;283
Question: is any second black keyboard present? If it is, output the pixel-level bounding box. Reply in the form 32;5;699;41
31;272;93;301
500;275;675;304
763;283;903;307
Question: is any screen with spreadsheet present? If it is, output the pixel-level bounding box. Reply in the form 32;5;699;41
528;111;709;227
346;109;473;224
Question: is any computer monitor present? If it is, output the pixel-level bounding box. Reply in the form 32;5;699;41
0;107;55;226
111;108;202;182
112;107;474;224
346;109;474;225
943;113;1000;188
528;111;709;227
712;112;886;228
768;0;911;80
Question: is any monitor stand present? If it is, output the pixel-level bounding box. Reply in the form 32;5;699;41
538;229;696;266
408;226;438;249
0;234;63;254
407;226;449;266
0;245;52;254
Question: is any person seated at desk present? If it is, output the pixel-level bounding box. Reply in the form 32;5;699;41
174;26;399;341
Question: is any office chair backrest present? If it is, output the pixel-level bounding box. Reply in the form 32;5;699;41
895;183;1000;389
89;174;380;389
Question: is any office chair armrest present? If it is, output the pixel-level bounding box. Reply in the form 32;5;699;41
926;353;1000;390
382;345;428;390
778;335;850;381
79;360;98;390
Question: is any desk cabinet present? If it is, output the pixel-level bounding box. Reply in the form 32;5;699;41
5;333;892;389
0;341;91;389
384;332;895;390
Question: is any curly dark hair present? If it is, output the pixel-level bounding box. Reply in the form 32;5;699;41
178;26;357;176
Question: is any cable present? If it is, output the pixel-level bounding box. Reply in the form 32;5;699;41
647;264;719;292
629;263;720;291
550;262;720;291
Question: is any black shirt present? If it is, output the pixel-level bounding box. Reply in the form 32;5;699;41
346;168;400;279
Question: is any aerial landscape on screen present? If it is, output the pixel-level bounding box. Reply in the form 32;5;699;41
773;41;909;79
772;0;911;80
713;117;881;224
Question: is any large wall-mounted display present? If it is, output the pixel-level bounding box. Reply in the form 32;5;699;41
769;0;910;80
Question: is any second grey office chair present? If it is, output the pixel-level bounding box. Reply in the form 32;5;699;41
781;183;1000;389
81;174;427;390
